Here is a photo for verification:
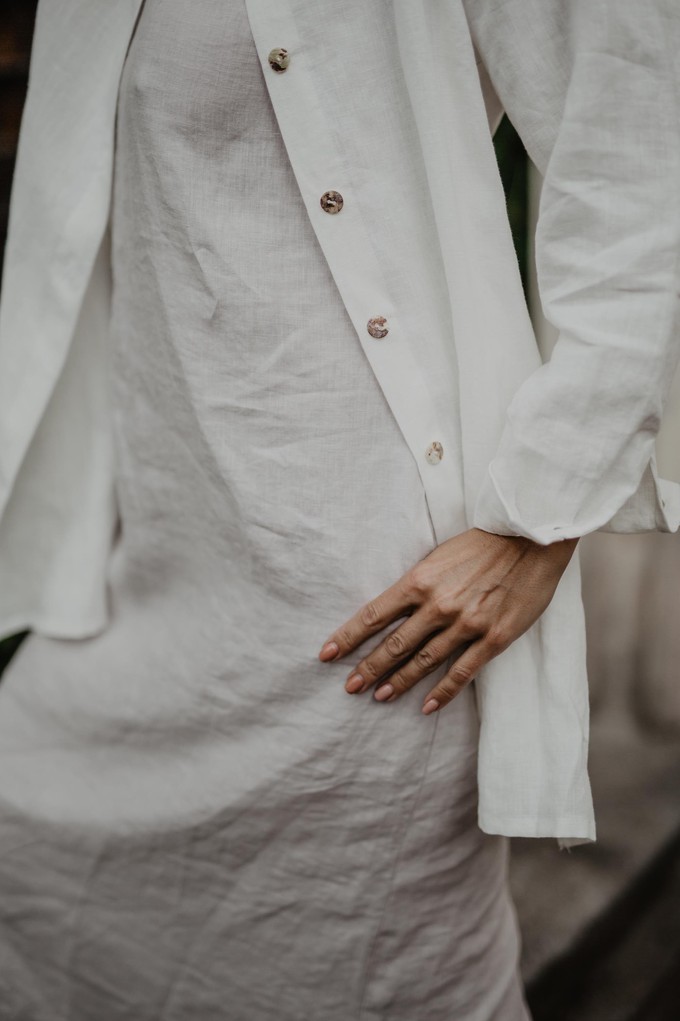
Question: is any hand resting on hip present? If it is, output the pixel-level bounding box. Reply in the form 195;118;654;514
318;527;579;715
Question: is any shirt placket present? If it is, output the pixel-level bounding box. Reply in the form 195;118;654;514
244;0;467;544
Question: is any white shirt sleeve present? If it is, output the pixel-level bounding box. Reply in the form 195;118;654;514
467;0;680;544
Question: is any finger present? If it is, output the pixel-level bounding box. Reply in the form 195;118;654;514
371;610;488;700
366;627;459;700
343;609;439;693
319;578;415;662
421;636;499;715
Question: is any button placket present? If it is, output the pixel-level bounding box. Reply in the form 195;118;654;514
251;9;460;536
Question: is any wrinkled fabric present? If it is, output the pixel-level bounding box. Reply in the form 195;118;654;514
0;2;531;1018
8;0;676;845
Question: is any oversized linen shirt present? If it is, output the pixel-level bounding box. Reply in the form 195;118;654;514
0;3;533;1017
1;0;679;845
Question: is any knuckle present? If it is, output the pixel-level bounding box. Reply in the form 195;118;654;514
408;563;435;599
433;592;457;619
388;671;408;694
435;675;465;702
449;660;475;685
360;658;381;680
385;630;408;659
486;626;510;653
459;610;485;637
360;601;382;629
414;645;438;672
336;627;355;650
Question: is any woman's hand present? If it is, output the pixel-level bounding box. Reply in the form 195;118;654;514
318;527;578;715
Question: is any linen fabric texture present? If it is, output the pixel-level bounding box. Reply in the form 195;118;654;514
0;0;679;845
0;2;531;1016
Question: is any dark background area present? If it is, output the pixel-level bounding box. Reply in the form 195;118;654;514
0;1;37;275
0;1;38;674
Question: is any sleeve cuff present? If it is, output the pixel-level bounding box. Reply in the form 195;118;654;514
471;467;577;545
472;454;680;545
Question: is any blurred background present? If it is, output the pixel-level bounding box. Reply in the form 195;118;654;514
1;6;679;1019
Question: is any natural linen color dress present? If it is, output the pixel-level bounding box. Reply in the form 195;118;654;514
0;2;530;1018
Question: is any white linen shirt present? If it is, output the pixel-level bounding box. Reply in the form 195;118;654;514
1;0;679;845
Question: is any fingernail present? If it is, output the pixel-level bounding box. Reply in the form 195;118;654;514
422;698;440;715
319;641;340;662
374;683;394;702
345;673;365;694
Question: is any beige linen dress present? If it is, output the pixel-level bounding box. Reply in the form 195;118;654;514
0;2;530;1018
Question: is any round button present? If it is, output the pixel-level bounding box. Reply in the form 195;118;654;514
320;190;344;214
425;441;444;464
367;316;388;339
267;47;290;73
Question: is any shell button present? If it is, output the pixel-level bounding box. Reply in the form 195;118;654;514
267;48;290;73
320;190;344;214
367;316;389;339
425;441;444;464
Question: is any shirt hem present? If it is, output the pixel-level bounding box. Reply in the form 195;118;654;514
0;611;108;644
478;810;597;844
